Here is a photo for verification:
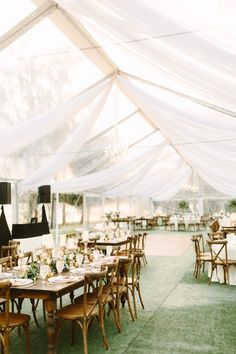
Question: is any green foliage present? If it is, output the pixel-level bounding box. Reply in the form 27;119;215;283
26;262;40;280
59;194;83;207
178;200;189;211
228;199;236;211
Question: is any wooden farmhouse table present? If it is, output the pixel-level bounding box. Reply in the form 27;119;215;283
96;237;129;247
10;277;84;354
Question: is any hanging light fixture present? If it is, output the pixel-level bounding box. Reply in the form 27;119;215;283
181;169;199;193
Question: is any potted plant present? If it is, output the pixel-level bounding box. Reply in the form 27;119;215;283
228;199;236;212
178;200;189;213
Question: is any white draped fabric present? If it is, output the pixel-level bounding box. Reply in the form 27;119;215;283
117;74;236;196
106;149;191;200
18;79;113;190
0;75;112;157
51;147;159;193
58;0;236;111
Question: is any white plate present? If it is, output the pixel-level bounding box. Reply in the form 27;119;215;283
0;272;12;279
48;276;79;284
104;256;116;263
11;278;33;287
71;268;86;275
13;266;29;271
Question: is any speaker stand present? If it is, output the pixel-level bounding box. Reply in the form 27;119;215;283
0;205;12;246
42;204;48;223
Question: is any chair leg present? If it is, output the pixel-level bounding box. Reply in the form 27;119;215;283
71;320;77;346
22;323;31;354
109;300;121;332
125;291;135;322
82;320;89;354
136;283;145;309
98;308;109;350
131;284;137;319
30;299;40;327
115;295;121;330
4;330;10;354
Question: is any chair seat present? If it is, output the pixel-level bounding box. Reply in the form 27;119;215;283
0;312;30;327
75;288;112;305
198;253;211;261
215;259;236;265
57;303;98;320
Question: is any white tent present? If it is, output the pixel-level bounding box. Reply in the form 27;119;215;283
0;0;236;218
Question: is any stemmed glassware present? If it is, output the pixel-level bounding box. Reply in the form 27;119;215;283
18;249;25;268
93;249;100;261
76;253;84;267
106;246;113;257
40;264;49;283
56;258;64;275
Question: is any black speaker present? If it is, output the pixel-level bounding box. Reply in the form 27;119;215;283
0;182;11;205
38;185;51;204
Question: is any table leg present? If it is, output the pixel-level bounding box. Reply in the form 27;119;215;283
44;299;57;354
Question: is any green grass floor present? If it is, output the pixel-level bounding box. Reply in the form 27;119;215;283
10;230;236;354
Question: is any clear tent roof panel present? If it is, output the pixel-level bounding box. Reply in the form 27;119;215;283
0;0;35;36
0;1;235;201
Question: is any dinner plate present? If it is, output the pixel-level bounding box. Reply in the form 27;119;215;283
13;265;30;271
0;272;12;279
48;276;79;284
70;268;86;275
11;278;33;287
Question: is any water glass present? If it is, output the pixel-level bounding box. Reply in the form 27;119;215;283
40;264;49;283
106;246;113;256
56;258;64;274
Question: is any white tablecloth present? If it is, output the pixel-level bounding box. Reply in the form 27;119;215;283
169;216;200;231
208;236;236;285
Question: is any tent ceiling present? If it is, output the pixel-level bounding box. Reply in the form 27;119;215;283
0;0;236;200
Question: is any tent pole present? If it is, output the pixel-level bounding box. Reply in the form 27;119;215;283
55;192;59;250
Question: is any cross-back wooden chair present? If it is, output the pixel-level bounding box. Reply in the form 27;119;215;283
127;251;145;319
56;266;109;354
0;256;13;272
133;233;148;266
75;258;121;333
207;239;236;285
0;281;31;354
0;245;18;267
114;236;134;257
191;235;211;280
112;255;135;329
0;256;13;312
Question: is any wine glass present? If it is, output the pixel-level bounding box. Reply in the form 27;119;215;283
40;264;49;283
106;246;113;257
56;258;64;275
93;249;100;261
18;249;25;268
76;253;84;267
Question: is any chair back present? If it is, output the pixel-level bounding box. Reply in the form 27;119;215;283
207;239;228;266
0;281;11;328
115;255;133;292
0;256;13;271
191;236;202;258
191;234;204;254
104;258;119;300
19;251;33;267
83;266;108;317
209;220;220;233
0;245;18;264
